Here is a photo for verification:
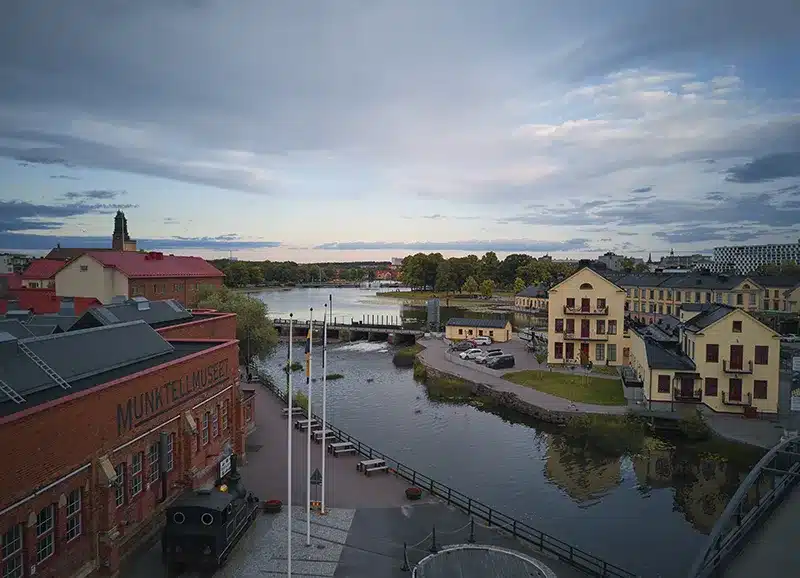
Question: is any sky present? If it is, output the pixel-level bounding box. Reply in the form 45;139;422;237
1;0;799;263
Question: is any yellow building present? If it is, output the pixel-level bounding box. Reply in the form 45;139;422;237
547;267;628;366
514;284;548;310
445;317;512;342
625;304;780;415
785;283;800;313
751;276;800;312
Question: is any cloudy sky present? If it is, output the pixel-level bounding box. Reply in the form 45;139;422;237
1;0;799;262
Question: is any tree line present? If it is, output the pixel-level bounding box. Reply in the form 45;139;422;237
399;252;579;294
211;259;390;288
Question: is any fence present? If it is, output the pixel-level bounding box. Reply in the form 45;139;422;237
255;370;638;578
443;351;502;376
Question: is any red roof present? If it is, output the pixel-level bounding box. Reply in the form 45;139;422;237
22;259;65;280
84;251;224;279
0;273;22;290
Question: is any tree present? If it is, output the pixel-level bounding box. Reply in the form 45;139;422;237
535;351;547;377
196;286;279;366
755;261;800;276
462;275;479;294
513;277;526;294
401;254;426;289
479;251;500;283
480;279;494;298
633;263;649;273
500;254;533;287
435;260;459;292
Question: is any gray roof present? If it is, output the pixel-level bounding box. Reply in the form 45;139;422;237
24;324;58;337
516;284;547;298
634;328;696;371
637;315;680;342
0;319;34;339
0;320;176;410
71;298;192;331
680;303;715;313
683;304;737;332
446;317;509;329
750;275;800;288
616;272;762;291
27;314;78;332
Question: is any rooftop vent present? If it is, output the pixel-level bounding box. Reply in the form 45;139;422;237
144;251;164;261
111;295;127;305
131;296;150;311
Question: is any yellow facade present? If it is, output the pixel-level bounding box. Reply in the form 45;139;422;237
21;279;55;289
55;254;130;304
624;278;762;317
786;285;800;313
445;320;512;342
514;295;548;310
547;268;628;366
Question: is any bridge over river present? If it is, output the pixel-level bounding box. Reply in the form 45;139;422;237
272;317;422;345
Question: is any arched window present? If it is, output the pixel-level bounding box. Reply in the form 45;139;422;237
579;283;593;290
743;284;750;289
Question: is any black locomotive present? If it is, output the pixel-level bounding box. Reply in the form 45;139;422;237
161;461;260;574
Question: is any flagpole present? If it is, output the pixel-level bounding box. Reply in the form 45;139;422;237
306;307;313;546
321;304;328;515
287;314;293;578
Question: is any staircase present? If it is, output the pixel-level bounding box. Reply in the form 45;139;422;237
0;377;25;403
18;342;71;390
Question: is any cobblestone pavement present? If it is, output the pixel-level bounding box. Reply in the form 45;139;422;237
418;338;628;415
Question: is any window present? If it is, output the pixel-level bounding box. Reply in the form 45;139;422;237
706;292;712;303
666;305;672;315
754;346;769;365
749;293;756;305
607;344;617;362
676;291;681;302
222;400;229;430
212;407;219;438
66;488;82;542
706;344;719;363
597;298;606;310
732;320;742;333
566;298;575;309
458;328;463;335
79;265;88;272
554;342;563;359
478;330;484;336
595;343;605;362
131;285;143;296
565;342;574;360
114;463;126;507
658;290;664;300
695;292;701;302
173;283;184;292
736;293;743;306
634;288;639;298
649;290;654;299
565;319;574;333
131;452;143;496
148;443;160;484
2;524;23;578
596;320;605;334
657;375;670;393
202;412;210;445
705;378;718;396
579;283;593;290
607;320;617;335
35;505;54;563
489;330;494;337
667;290;672;300
166;434;174;472
554;318;564;332
754;380;768;400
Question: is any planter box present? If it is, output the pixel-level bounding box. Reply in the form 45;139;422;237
405;487;423;501
263;500;282;514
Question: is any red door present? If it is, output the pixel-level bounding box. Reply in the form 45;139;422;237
730;345;743;370
581;319;590;338
729;378;742;401
566;319;575;334
581;298;590;312
580;343;590;364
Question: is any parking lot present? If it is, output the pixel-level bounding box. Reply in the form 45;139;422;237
442;336;541;375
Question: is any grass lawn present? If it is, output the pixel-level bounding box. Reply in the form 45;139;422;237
591;365;620;377
503;370;626;405
377;290;514;301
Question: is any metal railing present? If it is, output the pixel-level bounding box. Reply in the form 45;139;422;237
255;370;638;578
688;433;800;577
722;359;753;374
272;317;408;330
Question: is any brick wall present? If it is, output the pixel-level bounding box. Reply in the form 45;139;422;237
156;313;237;340
0;339;243;578
128;277;222;308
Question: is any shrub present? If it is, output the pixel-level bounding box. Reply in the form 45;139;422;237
563;412;647;456
294;392;309;411
412;359;428;381
284;361;303;373
678;412;711;441
326;373;344;380
393;343;423;367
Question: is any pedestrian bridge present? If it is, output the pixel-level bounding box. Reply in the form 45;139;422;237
688;431;800;578
271;317;422;344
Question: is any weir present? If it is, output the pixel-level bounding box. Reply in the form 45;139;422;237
272;317;422;345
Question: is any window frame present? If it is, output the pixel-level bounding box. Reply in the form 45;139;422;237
131;452;143;497
35;505;55;564
706;344;719;363
704;377;718;396
1;524;24;578
202;412;210;445
754;380;768;400
754;345;769;365
147;442;160;484
221;400;229;430
114;463;126;508
657;374;670;393
66;488;82;542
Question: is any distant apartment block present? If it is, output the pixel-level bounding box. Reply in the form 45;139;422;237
597;252;644;272
712;240;800;274
657;250;712;271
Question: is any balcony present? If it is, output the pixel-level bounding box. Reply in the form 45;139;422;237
564;305;609;315
722;391;753;406
673;386;702;402
561;331;608;341
722;359;753;374
621;366;643;387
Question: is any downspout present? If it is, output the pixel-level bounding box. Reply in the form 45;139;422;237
649;368;653;411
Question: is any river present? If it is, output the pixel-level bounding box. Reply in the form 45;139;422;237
252;287;762;577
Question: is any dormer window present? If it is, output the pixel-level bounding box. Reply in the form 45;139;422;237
579;283;593;290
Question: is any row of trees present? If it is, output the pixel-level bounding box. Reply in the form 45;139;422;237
400;252;578;293
212;259;387;287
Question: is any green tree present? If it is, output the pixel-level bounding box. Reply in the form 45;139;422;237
401;254;426;289
499;254;533;287
513;277;526;294
196;286;278;366
480;279;494;298
633;263;649;273
462;275;479;294
479;251;500;283
535;351;547;377
435;260;459;292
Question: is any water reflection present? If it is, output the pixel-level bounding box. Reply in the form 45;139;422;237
544;435;622;504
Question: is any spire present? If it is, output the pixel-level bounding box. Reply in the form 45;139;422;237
647;252;653;264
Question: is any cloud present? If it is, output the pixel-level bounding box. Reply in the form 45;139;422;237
163;217;180;225
0;232;280;252
314;239;591;253
725;152;800;183
62;189;127;201
631;186;653;193
50;174;81;180
0;199;138;233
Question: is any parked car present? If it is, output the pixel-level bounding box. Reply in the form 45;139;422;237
475;349;504;364
460;348;483;360
473;336;493;346
487;354;515;370
781;334;799;343
450;340;475;352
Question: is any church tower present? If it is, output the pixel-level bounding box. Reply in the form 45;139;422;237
112;210;137;251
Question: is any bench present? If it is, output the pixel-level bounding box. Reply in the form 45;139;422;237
364;465;389;476
333;446;357;457
294;419;318;430
313;429;335;442
282;407;304;417
328;441;354;454
357;458;385;472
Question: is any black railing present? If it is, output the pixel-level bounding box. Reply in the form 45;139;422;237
272;317;407;330
255;371;638;578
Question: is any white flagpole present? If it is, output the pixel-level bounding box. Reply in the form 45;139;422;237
306;307;313;546
287;314;293;578
321;304;328;515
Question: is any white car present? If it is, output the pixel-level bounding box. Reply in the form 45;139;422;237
475;350;504;364
781;334;799;343
473;336;493;346
460;348;483;360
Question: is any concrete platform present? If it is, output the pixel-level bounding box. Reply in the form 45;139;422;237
120;386;593;577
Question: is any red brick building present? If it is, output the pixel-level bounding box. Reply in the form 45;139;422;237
0;307;253;578
20;260;64;290
54;251;224;308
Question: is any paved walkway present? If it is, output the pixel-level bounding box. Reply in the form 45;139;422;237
704;413;789;449
418;338;628;415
